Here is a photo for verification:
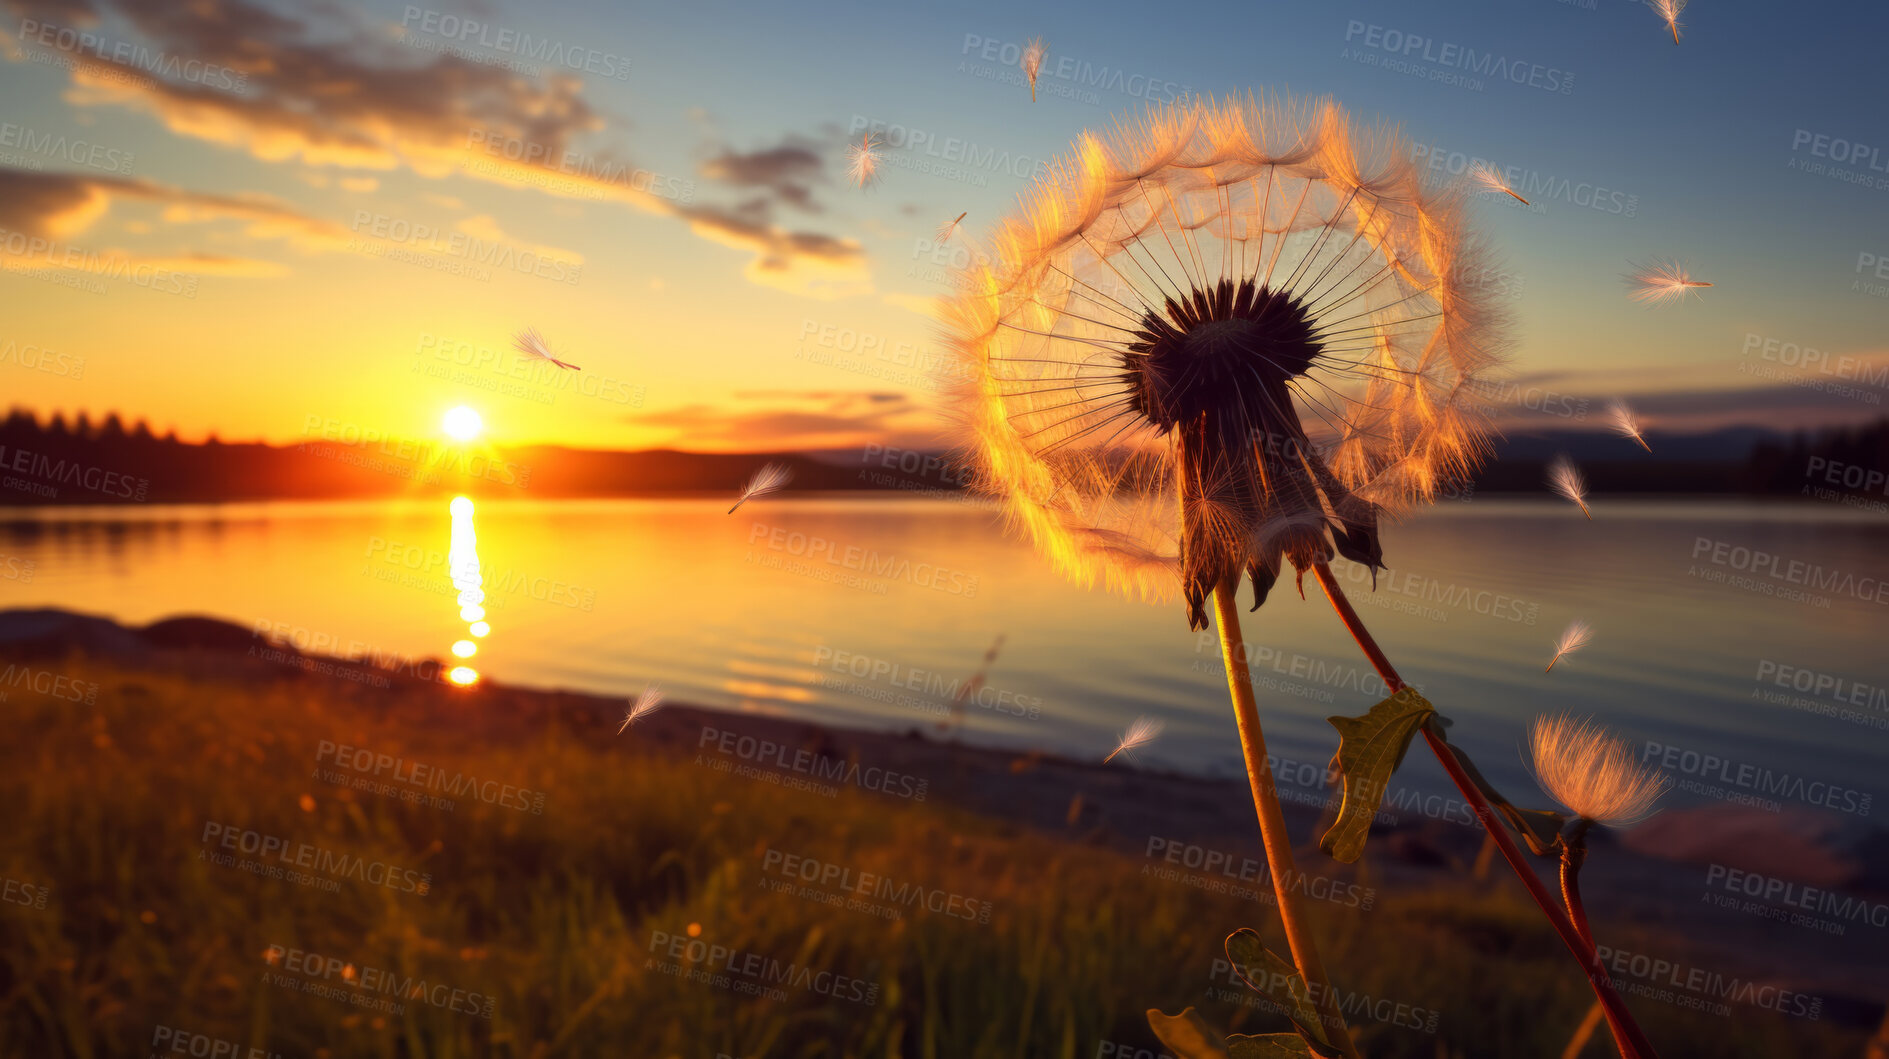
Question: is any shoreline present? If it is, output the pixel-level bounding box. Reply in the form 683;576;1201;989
3;605;1884;1026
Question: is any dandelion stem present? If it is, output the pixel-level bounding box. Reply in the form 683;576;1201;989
1211;584;1362;1059
1561;843;1595;950
1310;561;1658;1059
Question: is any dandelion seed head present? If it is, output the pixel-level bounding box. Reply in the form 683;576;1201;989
848;134;880;188
941;94;1508;628
1104;714;1163;763
620;684;664;733
1022;38;1047;99
1546;619;1592;672
729;462;793;512
1627;258;1712;305
1547;455;1588;514
1646;0;1688;41
1529;714;1667;828
513;327;579;370
1466;160;1528;204
1608;399;1651;449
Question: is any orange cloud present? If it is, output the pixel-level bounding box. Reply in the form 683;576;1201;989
2;0;869;297
634;391;940;452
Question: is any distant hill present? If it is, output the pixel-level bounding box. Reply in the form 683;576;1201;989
1;407;1880;505
0;408;971;505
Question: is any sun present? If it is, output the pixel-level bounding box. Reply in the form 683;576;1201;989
442;406;484;442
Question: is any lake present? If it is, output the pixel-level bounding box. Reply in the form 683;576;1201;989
2;496;1885;818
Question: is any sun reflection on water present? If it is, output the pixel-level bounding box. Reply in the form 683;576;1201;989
447;495;484;685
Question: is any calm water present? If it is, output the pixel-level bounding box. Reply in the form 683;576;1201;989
2;496;1885;814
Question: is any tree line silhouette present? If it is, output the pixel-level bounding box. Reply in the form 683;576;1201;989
2;406;1885;505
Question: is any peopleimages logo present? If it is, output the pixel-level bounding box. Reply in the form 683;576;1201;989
1343;21;1575;94
957;34;1193;106
316;740;546;814
1593;944;1823;1020
263;944;495;1019
15;16;248;92
745;522;980;597
1641;741;1872;817
847;115;1052;183
400;6;631;80
149;1025;287;1058
1690;536;1889;606
696;725;929;802
760;847;993;924
1704;865;1889;930
200;821;434;894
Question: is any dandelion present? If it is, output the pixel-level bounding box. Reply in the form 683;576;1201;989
1467;160;1530;205
1646;0;1688;45
1544;619;1591;673
1529;715;1666;830
1609;399;1651;452
1021;37;1047;102
1529;714;1667;962
847;133;880;188
945;95;1510;1059
1548;455;1590;519
728;462;793;513
937;211;968;244
1627;258;1712;305
1102;715;1163;763
617;685;664;733
945;94;1505;631
512;328;580;371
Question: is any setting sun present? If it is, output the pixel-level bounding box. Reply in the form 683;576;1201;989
442;406;484;442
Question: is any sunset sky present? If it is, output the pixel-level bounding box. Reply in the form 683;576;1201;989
2;0;1885;453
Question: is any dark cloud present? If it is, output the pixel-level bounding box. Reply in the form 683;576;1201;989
698;137;825;215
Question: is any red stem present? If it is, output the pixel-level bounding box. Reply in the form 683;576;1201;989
1311;562;1657;1059
1562;849;1595;951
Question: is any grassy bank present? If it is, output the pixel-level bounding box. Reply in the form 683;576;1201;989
0;644;1865;1057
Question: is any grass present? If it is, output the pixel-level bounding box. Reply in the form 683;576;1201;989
0;648;1866;1058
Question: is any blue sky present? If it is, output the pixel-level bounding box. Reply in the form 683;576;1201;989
2;0;1885;449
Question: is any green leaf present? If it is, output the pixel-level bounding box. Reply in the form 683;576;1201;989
1226;1033;1316;1058
1223;930;1341;1057
1426;718;1568;857
1319;686;1437;863
1146;1007;1231;1059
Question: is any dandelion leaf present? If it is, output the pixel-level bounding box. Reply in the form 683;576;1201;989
1428;719;1567;856
1320;687;1436;863
1223;929;1342;1057
1226;1035;1317;1058
1146;1007;1232;1059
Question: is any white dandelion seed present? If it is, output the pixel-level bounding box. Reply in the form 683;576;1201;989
1609;399;1651;452
1468;160;1530;205
938;211;968;244
513;328;580;371
1545;620;1592;674
619;685;664;733
728;462;793;513
1022;38;1047;102
1548;455;1591;519
1646;0;1688;45
1627;258;1713;305
848;133;880;188
1103;715;1163;764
